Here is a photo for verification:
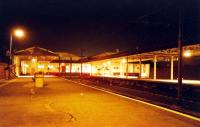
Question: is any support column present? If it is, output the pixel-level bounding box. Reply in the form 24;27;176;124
70;57;72;79
35;56;38;73
139;57;142;78
90;63;92;76
177;7;183;99
120;61;123;76
126;57;128;79
58;57;61;73
170;56;174;80
80;62;82;78
154;55;157;80
19;59;22;75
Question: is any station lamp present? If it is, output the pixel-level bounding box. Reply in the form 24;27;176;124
32;58;37;62
14;29;25;38
8;28;26;79
183;50;192;58
121;58;126;63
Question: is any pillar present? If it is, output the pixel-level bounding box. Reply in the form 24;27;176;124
154;55;157;80
80;61;82;80
58;57;61;72
126;57;128;79
90;63;92;76
170;56;174;80
139;57;142;78
70;57;72;79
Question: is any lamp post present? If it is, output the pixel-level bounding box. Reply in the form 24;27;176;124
9;29;25;79
177;8;182;99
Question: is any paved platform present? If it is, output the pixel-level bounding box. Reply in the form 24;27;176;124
0;77;199;127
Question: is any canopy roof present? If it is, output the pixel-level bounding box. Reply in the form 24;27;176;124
83;52;118;62
14;47;58;56
14;44;200;62
50;59;80;63
56;52;80;60
82;44;200;62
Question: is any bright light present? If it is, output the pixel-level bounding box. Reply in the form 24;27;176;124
24;64;29;67
32;58;36;62
107;61;111;65
82;64;91;73
14;29;25;38
61;63;65;66
183;51;192;58
121;58;126;63
38;65;44;69
48;65;53;69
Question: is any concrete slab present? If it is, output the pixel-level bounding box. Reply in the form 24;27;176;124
0;77;199;127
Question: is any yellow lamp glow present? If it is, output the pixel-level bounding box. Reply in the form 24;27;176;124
183;51;192;58
14;29;25;38
48;65;54;69
121;58;126;63
38;65;44;69
32;58;36;62
107;61;111;65
24;64;29;67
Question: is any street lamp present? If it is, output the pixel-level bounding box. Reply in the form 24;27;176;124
9;28;25;79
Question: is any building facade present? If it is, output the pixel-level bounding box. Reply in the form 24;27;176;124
13;47;81;76
13;44;200;81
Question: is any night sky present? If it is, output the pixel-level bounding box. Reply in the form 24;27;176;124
0;0;200;61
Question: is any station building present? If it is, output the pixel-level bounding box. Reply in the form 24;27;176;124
13;47;82;76
85;44;200;81
13;44;200;81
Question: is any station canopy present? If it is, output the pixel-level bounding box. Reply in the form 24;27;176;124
14;47;58;61
82;44;200;62
14;47;58;56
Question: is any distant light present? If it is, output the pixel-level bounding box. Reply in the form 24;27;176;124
107;61;111;65
48;65;54;69
121;58;126;63
14;29;24;38
183;51;192;58
103;62;107;66
61;63;65;66
24;64;29;67
38;65;44;69
32;58;37;62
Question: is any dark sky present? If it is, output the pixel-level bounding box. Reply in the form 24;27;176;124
0;0;200;60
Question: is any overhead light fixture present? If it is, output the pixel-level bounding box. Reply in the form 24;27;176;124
183;50;192;58
32;58;37;62
121;58;126;63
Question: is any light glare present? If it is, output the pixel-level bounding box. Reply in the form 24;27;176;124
121;59;126;63
183;51;192;58
14;29;24;38
32;58;36;62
